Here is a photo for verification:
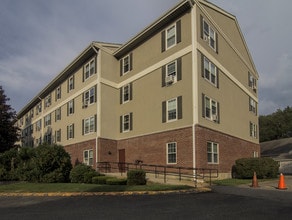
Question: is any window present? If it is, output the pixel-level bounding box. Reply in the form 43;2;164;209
120;53;133;75
121;83;132;104
83;115;96;135
83;149;93;166
249;97;257;115
162;96;182;123
56;86;61;100
67;124;74;139
36;120;41;132
36;102;42;115
162;58;182;87
203;56;218;87
207;142;219;164
56;129;61;142
55;107;61;121
202;94;219;122
253;151;259;158
167;98;177;121
248;72;257;92
83;86;96;107
44;114;51;127
45;94;51;108
250;122;257;138
68;75;74;92
161;20;181;52
84;59;95;81
120;113;133;133
167;142;177;164
68;100;74;115
201;17;217;51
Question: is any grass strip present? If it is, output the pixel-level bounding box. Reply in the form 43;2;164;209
0;182;193;193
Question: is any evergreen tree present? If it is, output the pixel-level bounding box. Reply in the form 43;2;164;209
0;86;19;152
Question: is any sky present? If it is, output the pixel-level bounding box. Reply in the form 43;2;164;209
0;0;291;116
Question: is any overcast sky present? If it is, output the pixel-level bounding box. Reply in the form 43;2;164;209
0;0;291;116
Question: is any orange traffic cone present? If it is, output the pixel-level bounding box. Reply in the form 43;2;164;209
251;171;259;187
277;173;287;190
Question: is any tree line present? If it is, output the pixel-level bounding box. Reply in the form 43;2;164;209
259;106;292;142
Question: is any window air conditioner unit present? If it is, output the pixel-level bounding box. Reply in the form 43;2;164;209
82;101;88;109
212;114;218;122
203;35;208;41
166;75;175;84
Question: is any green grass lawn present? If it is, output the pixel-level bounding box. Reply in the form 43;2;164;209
0;182;193;193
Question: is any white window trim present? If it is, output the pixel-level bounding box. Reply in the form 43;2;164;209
68;76;74;92
122;84;131;103
122;55;130;75
167;98;177;122
166;60;177;84
166;142;177;164
250;122;258;138
204;96;219;122
207;142;219;164
84;87;95;106
203;57;217;86
84;58;95;81
84;116;95;135
68;124;74;139
122;113;130;133
166;23;177;50
203;18;217;51
83;149;93;166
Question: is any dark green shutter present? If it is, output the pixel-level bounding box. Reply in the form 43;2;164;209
94;114;97;132
120;59;123;76
130;53;133;71
162;101;166;123
176;20;181;44
162;65;166;87
120;87;123;104
120;116;123;133
177;57;182;81
202;94;205;118
130;83;133;101
82;119;84;135
130;112;133;131
200;15;204;39
177;96;182;120
161;30;166;52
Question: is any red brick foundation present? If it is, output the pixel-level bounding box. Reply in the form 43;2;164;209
64;139;96;166
195;125;260;175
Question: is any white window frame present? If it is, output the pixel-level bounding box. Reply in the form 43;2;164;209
84;116;95;135
56;129;61;142
83;149;93;166
68;76;74;91
122;84;131;103
207;142;219;164
203;19;217;51
68;100;74;115
248;72;257;92
203;57;217;86
122;55;130;75
84;87;95;106
250;122;257;138
56;86;61;100
166;60;177;84
55;108;61;121
122;113;130;132
167;142;177;164
167;98;177;122
36;120;41;132
44;114;51;127
166;23;176;50
249;97;257;115
68;124;74;139
45;94;51;108
204;96;219;122
84;59;95;80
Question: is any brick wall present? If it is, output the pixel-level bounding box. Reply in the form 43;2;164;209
195;125;260;175
116;127;194;168
64;139;96;166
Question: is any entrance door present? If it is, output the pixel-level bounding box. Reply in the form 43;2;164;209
118;149;126;172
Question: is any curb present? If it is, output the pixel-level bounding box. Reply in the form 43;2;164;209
0;187;211;197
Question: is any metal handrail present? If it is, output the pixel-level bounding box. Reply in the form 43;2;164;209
97;161;218;187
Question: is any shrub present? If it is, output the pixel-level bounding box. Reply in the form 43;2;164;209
127;169;146;185
70;164;99;183
106;178;127;185
92;176;109;184
233;157;279;179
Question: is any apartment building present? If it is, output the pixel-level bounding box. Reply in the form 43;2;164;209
17;0;259;178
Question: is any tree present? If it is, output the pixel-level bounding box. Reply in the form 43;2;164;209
0;85;19;152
